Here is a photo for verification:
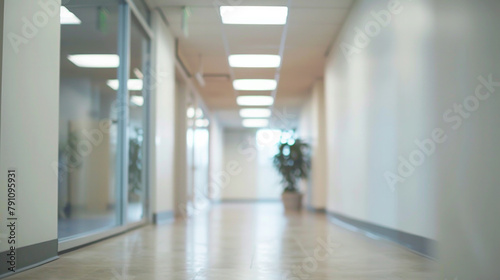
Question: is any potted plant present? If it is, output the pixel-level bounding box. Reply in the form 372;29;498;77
128;127;143;203
273;138;311;211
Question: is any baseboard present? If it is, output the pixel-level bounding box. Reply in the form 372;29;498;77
152;210;175;225
328;212;437;259
0;239;58;278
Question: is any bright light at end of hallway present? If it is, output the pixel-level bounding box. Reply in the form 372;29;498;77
107;79;143;91
187;107;195;118
242;119;269;128
61;6;81;25
196;119;210;128
233;79;277;91
239;108;272;118
67;54;119;68
220;6;288;25
256;129;282;147
229;55;281;68
236;96;274;106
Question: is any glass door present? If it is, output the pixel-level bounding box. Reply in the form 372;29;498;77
186;93;196;208
58;0;153;248
58;0;121;239
127;14;150;223
193;109;210;206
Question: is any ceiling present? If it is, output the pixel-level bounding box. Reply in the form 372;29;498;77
145;0;354;128
61;2;149;98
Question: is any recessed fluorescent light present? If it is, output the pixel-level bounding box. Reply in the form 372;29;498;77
220;6;288;25
187;107;204;118
237;96;274;106
240;108;272;118
130;96;144;106
187;107;195;118
68;54;119;68
196;108;204;118
242;119;269;128
196;119;210;128
233;79;277;91
61;6;81;25
229;55;281;68
107;79;143;91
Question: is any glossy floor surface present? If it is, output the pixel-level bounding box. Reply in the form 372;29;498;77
9;203;437;279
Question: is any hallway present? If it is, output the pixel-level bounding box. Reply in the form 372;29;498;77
2;0;500;278
10;204;436;280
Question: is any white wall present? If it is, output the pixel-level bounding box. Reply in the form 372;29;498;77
434;1;500;278
324;0;436;239
298;80;327;210
149;10;176;217
220;129;282;201
0;0;60;250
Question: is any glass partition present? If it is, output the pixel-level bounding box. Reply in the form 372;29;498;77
127;14;150;223
193;109;210;206
58;0;152;241
186;94;195;206
58;1;120;238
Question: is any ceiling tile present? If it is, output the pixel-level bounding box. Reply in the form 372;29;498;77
153;0;353;128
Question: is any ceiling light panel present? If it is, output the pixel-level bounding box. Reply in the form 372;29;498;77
61;6;81;25
242;119;269;128
130;96;144;106
107;79;143;91
233;79;277;91
229;55;281;68
68;54;119;68
239;108;272;118
236;96;274;106
220;6;288;25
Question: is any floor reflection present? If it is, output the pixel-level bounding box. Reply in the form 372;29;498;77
11;203;437;280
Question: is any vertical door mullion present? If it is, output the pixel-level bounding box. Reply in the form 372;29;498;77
117;0;130;226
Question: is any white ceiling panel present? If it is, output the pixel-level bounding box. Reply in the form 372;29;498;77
286;23;341;48
225;25;284;50
153;0;354;128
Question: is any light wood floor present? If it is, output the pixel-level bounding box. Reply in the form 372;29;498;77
10;203;437;279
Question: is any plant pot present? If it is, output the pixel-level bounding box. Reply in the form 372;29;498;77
281;191;303;211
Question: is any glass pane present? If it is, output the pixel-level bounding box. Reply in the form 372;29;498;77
193;110;210;204
127;15;150;223
58;1;120;238
186;95;195;205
